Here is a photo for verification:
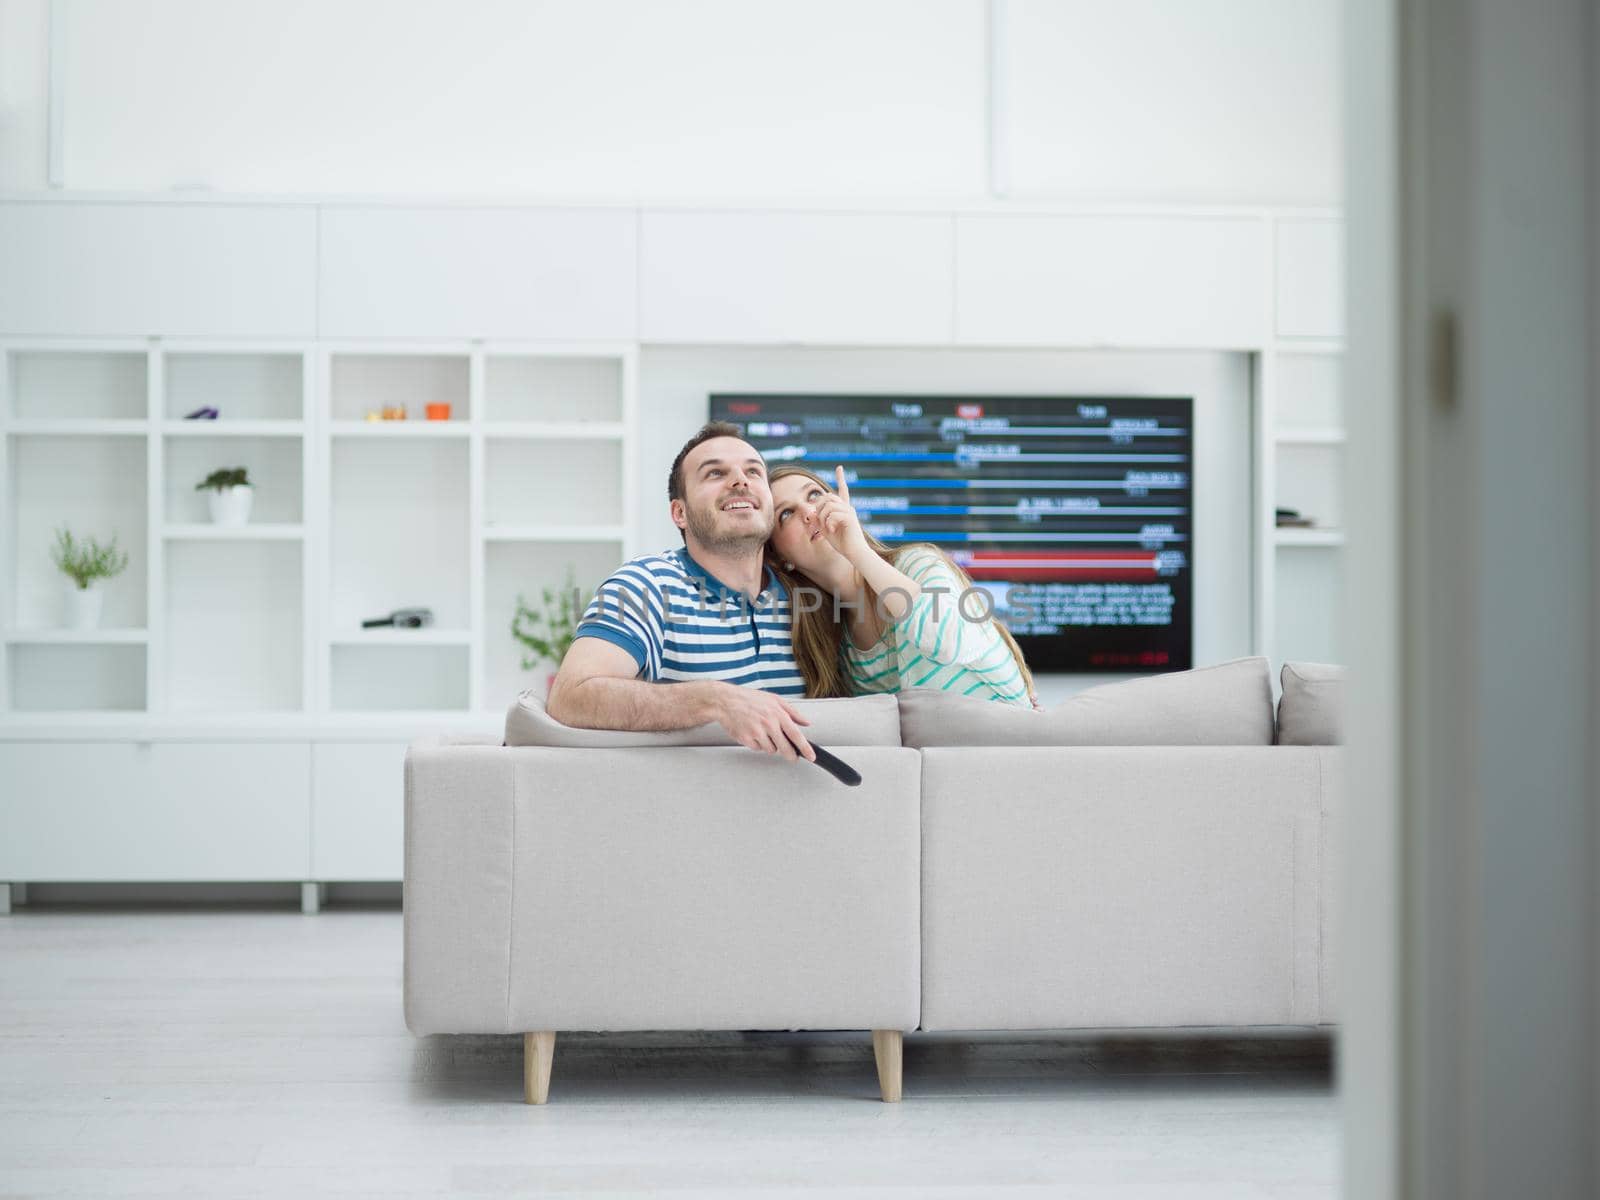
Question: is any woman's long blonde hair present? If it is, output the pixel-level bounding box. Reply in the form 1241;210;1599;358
765;464;1036;701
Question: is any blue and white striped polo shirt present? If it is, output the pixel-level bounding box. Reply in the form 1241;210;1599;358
572;547;805;696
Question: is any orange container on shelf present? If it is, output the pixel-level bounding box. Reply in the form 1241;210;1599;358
425;402;452;421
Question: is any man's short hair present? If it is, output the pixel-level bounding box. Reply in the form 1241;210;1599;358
668;421;748;503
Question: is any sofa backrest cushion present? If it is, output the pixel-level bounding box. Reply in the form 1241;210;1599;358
898;656;1276;747
505;691;902;748
1276;661;1346;745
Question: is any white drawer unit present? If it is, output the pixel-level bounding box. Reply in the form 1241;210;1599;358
311;742;408;882
0;741;310;881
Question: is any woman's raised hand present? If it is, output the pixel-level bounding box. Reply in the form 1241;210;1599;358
816;465;870;559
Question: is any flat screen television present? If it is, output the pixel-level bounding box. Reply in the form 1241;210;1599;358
709;393;1193;673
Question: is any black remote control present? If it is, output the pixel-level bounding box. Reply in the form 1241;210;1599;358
808;743;862;787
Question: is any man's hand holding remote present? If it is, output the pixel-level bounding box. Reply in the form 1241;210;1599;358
708;683;816;764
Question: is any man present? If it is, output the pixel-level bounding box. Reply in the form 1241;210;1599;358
547;422;816;763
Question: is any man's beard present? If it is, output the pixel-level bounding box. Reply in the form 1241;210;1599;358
684;497;772;554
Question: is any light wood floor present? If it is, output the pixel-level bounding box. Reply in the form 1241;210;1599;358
0;905;1336;1198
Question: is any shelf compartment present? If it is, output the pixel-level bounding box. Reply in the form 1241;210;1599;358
483;537;625;711
164;434;304;525
164;352;303;421
164;539;303;713
7;351;147;421
330;643;469;712
484;355;622;423
9;435;148;630
330;438;469;632
1274;443;1343;533
8;643;146;711
1274;352;1343;431
329;353;469;423
484;438;623;529
1273;545;1344;666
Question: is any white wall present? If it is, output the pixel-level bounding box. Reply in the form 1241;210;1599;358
638;346;1254;701
0;0;49;191
0;0;1340;205
1000;0;1341;204
51;0;988;199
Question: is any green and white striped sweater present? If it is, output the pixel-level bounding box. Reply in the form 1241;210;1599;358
843;545;1031;705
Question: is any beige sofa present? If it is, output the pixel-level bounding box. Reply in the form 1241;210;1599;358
402;657;1342;1103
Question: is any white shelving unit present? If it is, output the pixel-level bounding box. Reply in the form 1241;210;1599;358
477;348;634;711
1;339;638;720
1255;337;1345;670
0;198;1343;892
1;342;152;713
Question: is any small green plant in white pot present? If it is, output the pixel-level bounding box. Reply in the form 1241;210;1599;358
51;526;130;630
196;467;253;526
511;570;582;695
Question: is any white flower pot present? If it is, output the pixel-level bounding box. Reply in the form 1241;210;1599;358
64;582;103;630
207;485;254;526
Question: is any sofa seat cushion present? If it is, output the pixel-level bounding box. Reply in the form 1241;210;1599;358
918;745;1328;1030
898;656;1275;747
505;691;901;748
1276;661;1347;745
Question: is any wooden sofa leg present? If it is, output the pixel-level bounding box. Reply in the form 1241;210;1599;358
524;1032;556;1104
872;1030;903;1103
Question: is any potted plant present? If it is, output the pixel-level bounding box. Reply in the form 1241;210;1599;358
196;467;253;526
511;569;582;695
51;526;130;630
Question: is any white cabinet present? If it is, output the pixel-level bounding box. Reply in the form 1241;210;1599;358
311;742;407;881
956;215;1271;348
317;207;638;340
1275;219;1345;339
0;743;148;878
3;344;317;716
2;340;636;719
0;203;316;337
639;211;955;344
0;196;1351;887
0;741;310;880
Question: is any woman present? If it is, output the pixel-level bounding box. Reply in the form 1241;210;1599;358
766;463;1037;706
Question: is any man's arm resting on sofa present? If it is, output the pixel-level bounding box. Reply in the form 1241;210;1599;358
546;637;816;761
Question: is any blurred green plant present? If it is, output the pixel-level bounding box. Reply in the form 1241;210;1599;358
512;568;582;669
51;526;130;590
195;467;251;491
